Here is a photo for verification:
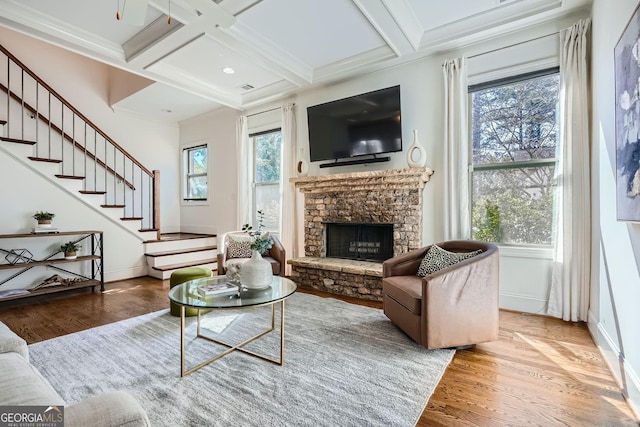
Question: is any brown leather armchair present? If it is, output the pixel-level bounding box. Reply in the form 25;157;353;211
382;240;499;349
217;232;286;277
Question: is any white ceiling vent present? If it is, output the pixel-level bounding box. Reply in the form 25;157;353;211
240;84;255;91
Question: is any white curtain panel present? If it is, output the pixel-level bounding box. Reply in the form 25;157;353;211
236;115;251;230
547;19;592;322
280;103;296;275
443;57;471;240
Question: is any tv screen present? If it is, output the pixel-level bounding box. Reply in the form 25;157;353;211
307;86;401;162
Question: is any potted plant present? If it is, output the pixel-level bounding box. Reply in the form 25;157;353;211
33;211;55;228
60;241;81;260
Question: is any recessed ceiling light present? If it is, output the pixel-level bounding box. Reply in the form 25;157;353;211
161;108;172;113
222;67;235;74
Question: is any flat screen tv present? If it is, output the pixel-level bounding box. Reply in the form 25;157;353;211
307;85;401;163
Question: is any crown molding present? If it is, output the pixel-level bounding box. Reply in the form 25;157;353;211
380;0;423;51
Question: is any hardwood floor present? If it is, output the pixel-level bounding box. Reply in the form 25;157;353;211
0;277;637;426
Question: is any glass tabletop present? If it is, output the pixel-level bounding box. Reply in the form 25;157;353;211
168;275;297;309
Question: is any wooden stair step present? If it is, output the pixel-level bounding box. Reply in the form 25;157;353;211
100;204;124;208
144;232;217;243
145;245;217;257
0;136;36;145
80;190;106;195
139;228;159;232
55;174;85;180
121;217;143;221
151;258;217;272
28;157;62;164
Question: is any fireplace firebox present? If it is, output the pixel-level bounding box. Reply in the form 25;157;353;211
325;223;394;262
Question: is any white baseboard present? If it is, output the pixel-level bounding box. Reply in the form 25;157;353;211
499;292;548;314
589;310;640;420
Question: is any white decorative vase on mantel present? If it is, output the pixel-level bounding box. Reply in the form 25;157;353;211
240;251;273;289
406;129;427;168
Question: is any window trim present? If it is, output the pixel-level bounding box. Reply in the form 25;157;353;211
468;69;560;248
181;142;209;206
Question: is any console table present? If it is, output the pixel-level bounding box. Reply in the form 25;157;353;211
0;230;104;302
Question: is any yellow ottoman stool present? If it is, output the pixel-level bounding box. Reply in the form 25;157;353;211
169;267;213;317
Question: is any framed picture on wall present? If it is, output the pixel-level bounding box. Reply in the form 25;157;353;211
615;2;640;221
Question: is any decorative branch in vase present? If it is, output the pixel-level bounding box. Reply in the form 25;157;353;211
240;210;274;289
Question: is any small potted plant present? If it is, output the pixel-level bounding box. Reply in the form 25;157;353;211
33;211;55;228
60;241;81;259
239;210;274;289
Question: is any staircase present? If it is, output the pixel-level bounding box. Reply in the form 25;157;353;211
144;233;218;280
0;44;218;278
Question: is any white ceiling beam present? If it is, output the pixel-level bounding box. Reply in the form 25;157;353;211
380;0;423;51
352;0;415;57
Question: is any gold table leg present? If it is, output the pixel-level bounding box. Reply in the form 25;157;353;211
180;300;287;376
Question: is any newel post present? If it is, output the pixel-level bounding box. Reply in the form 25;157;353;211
153;170;161;240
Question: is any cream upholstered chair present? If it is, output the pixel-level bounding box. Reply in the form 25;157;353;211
216;231;286;277
382;240;499;349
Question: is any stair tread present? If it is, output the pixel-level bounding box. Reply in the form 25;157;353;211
121;217;142;220
139;228;159;232
151;258;217;272
55;174;85;180
145;245;217;257
28;157;62;163
144;232;217;243
80;190;106;195
100;204;124;207
1;136;36;145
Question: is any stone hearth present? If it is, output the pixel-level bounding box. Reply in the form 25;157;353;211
288;167;433;300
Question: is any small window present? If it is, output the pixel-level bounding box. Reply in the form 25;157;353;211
469;69;560;245
183;144;208;201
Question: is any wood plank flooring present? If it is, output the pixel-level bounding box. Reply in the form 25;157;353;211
0;276;637;426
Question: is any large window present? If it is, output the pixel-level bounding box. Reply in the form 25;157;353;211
252;129;282;234
470;69;559;246
183;144;208;201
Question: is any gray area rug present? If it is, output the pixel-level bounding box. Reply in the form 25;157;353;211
28;293;454;427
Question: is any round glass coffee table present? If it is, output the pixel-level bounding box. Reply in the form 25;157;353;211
168;275;297;376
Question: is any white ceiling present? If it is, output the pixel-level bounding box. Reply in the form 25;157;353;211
0;0;590;122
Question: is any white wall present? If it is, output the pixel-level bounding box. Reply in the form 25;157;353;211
0;147;148;285
178;107;239;236
0;27;181;232
0;26;181;283
591;0;640;415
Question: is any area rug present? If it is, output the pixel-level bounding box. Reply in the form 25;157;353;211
28;293;454;426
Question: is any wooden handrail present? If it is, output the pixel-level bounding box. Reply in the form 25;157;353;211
0;82;135;190
0;44;153;177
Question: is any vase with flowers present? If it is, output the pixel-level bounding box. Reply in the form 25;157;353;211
239;210;274;289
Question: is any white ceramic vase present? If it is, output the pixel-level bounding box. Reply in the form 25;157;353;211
406;129;427;168
296;147;309;177
240;251;273;289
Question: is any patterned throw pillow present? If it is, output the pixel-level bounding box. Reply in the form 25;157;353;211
227;234;253;259
416;244;482;277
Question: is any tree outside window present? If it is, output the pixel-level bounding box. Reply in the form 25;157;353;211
183;144;207;200
252;130;282;234
470;70;560;245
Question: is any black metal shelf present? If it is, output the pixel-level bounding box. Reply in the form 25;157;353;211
0;231;104;303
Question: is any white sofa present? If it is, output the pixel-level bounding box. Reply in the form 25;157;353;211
0;322;150;427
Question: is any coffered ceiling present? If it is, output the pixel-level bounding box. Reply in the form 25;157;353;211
0;0;590;121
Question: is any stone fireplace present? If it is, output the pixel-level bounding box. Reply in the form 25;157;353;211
289;167;433;300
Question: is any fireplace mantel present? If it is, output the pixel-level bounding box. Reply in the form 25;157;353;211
290;167;434;193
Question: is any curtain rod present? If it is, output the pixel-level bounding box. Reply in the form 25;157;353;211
246;103;296;118
466;31;560;60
